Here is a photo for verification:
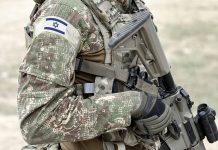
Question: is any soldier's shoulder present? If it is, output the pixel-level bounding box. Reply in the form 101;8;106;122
37;0;92;31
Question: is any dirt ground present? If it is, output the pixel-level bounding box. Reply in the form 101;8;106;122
0;0;218;149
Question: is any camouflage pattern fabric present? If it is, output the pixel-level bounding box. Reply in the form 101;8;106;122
21;143;60;150
17;0;153;145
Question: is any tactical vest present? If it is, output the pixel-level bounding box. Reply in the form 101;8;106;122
77;0;154;95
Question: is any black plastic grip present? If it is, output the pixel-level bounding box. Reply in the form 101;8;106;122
108;11;151;49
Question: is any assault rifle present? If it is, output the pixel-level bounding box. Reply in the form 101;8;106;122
108;10;218;150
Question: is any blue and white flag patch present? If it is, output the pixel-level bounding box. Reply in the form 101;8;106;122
44;17;68;35
34;16;81;45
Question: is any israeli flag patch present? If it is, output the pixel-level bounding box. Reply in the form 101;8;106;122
34;16;81;44
44;17;68;35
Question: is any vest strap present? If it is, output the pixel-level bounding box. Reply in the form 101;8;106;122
75;58;158;96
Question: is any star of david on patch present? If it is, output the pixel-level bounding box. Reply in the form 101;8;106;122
53;22;59;28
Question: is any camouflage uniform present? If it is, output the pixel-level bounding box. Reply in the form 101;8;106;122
18;0;156;149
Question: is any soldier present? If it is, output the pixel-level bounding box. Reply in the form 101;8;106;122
18;0;172;149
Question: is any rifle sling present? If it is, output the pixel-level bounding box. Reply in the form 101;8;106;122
75;58;158;96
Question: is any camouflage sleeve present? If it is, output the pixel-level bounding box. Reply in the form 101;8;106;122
17;0;145;145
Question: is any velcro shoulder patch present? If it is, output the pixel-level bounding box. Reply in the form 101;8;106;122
34;16;81;44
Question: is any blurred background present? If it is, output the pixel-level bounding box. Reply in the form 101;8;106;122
0;0;218;149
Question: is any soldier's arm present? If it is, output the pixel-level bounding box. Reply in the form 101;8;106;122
17;0;151;145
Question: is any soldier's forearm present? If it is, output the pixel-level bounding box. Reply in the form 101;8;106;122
18;75;144;144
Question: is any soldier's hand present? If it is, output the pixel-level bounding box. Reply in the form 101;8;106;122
131;95;172;135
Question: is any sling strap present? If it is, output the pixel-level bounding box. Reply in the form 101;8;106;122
81;0;112;64
92;14;112;64
75;58;158;96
